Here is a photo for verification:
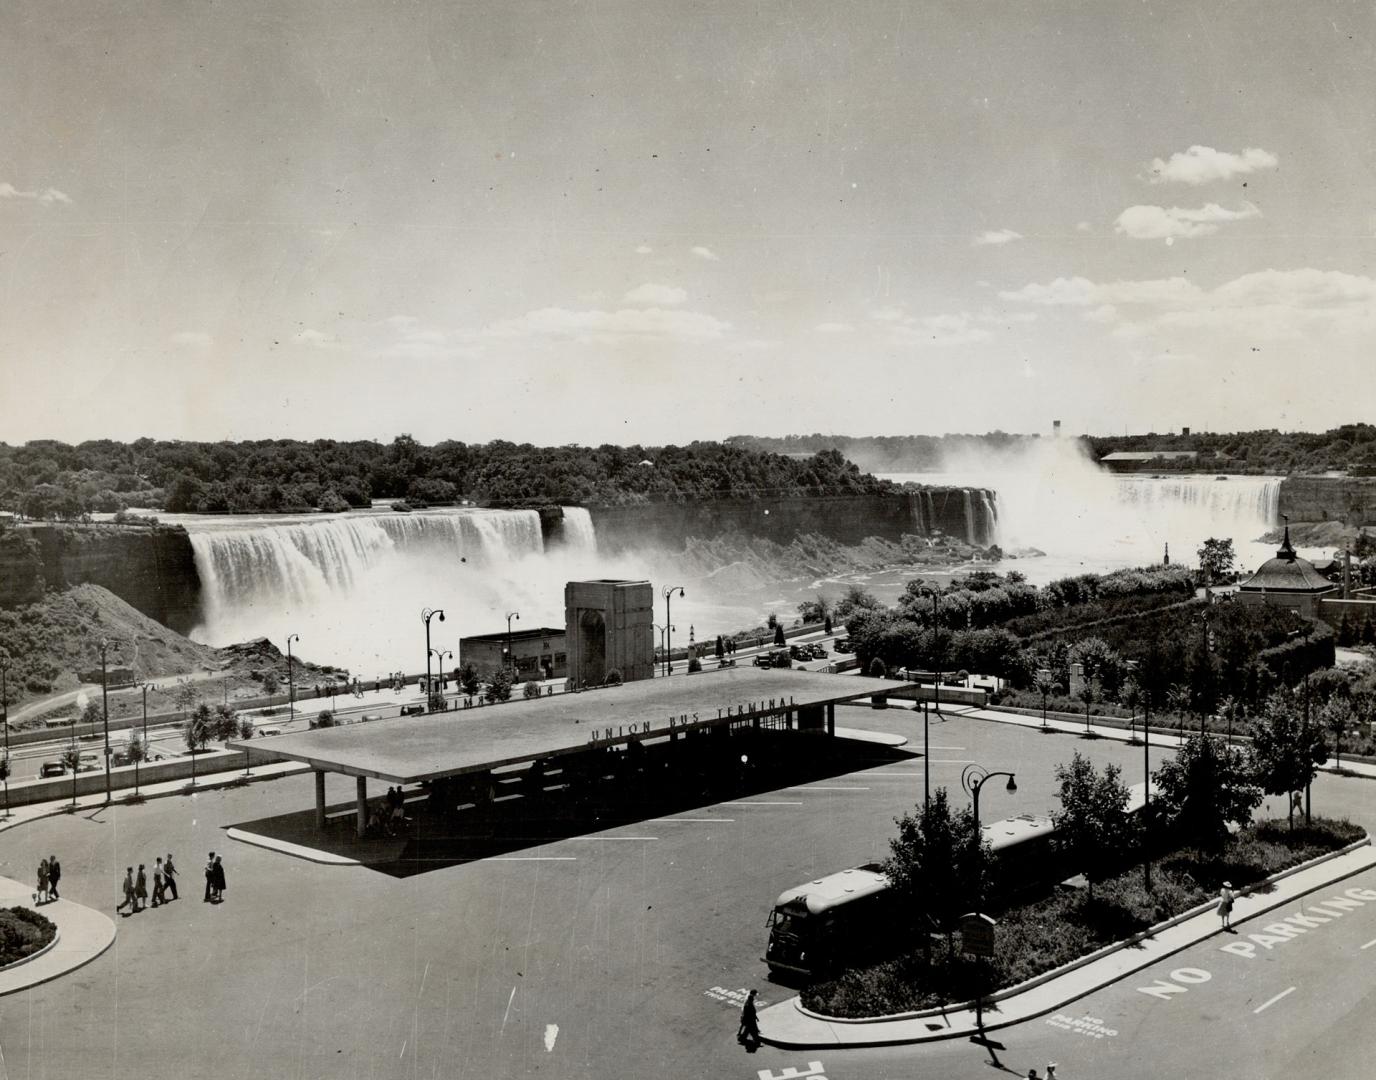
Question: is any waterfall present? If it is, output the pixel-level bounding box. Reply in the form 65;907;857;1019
963;491;976;546
185;507;597;673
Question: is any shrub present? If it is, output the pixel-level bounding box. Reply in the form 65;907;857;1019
0;907;57;966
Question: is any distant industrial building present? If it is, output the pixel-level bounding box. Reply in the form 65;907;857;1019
1099;450;1200;472
459;627;567;682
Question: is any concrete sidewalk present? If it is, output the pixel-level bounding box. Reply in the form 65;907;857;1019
0;876;116;997
759;839;1376;1048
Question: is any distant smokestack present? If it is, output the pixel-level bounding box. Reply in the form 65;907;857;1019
1053;420;1061;437
1181;426;1190;437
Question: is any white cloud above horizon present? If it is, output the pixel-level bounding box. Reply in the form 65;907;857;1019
169;331;213;348
1148;145;1278;185
623;282;688;305
0;182;71;205
484;305;730;344
813;321;855;333
973;228;1023;246
635;244;653;254
1114;201;1260;241
690;245;720;261
293;328;341;348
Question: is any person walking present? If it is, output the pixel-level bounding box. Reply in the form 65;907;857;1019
1218;881;1235;931
151;857;166;907
47;855;61;900
1046;1065;1058;1079
134;864;149;912
210;855;226;903
164;853;179;901
737;989;760;1048
204;852;216;902
36;859;49;905
116;867;135;914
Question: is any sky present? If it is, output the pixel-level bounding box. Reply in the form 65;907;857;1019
2;1;1375;447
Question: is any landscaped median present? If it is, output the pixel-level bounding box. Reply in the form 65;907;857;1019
803;817;1364;1020
759;822;1371;1048
0;906;57;970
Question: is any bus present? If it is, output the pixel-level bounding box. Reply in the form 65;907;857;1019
762;863;894;978
763;783;1149;978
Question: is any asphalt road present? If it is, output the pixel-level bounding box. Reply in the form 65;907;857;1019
0;706;1369;1080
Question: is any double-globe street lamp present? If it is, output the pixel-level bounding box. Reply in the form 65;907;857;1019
960;764;1017;911
662;586;685;675
97;637;122;803
423;608;445;710
653;623;675;675
430;649;453;704
1;652;11;818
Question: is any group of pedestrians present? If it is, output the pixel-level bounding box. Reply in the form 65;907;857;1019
33;856;61;905
116;854;181;914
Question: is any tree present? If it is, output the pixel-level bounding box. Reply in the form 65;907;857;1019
1036;671;1056;730
603;668;623;687
261;669;280;696
1320;697;1354;770
238;716;256;741
185;704;213;754
687;656;702;673
173;681;199;718
523;680;542;699
212;703;238;740
1197;537;1236;585
1052;752;1138;899
834;585;881;622
311;710;336;729
1249;689;1328;829
1078;681;1096;736
459;664;481;697
1122;678;1142;739
798;594;832;626
882;787;990;956
485;669;514;702
1153;732;1262;849
62;741;82;805
773;623;786;647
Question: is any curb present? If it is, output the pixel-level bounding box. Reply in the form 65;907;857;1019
0;928;61;974
771;834;1374;1047
224;827;361;865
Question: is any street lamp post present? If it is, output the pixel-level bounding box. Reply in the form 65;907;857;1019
922;700;931;811
505;612;520;678
663;586;685;675
287;634;299;722
430;649;452;705
1;653;10;818
961;765;1018;911
136;682;151;797
423;608;445;711
1143;698;1152;891
919;585;942;715
98;638;118;803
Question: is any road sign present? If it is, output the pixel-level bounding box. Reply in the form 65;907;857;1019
961;912;997;957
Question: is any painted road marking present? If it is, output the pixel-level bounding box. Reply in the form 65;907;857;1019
1360;937;1376;950
1219;886;1376;960
1137;967;1212;999
1253;986;1296;1014
721;801;804;807
1045;1013;1118;1038
757;1062;826;1080
704;986;768;1009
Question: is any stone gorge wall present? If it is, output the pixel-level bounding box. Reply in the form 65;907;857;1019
0;524;202;633
1278;477;1376;527
583;490;997;554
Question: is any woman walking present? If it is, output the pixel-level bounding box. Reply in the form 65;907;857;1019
210;855;226;903
36;859;49;905
1218;881;1235;931
135;864;149;913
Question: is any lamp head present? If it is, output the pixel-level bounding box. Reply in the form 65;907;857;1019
1006;774;1018;793
439;611;445;623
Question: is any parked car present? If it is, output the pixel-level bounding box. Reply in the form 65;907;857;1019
360;713;383;723
77;753;101;772
834;638;853;653
752;653;774;668
39;761;67;778
257;725;283;737
771;650;792;668
808;644;829;659
789;644;809;661
400;704;426;716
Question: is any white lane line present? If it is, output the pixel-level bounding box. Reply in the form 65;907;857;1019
1253;986;1296;1014
649;817;735;823
785;786;870;791
496;854;576;862
1360;937;1376;950
720;801;804;806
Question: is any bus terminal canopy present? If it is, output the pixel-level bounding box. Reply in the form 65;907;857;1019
228;668;891;786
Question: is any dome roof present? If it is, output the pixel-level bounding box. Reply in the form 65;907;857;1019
1240;524;1336;594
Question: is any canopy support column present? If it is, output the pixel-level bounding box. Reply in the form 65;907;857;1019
314;770;326;830
827;703;835;736
356;776;368;837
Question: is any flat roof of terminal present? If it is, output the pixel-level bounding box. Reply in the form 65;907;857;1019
229;668;889;784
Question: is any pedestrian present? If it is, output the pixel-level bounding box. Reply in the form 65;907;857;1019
47;855;61;899
1026;1071;1040;1080
164;852;179;901
135;864;149;912
1046;1064;1058;1079
36;859;49;904
204;852;216;902
211;855;226;903
1218;881;1235;931
152;857;166;907
117;867;135;914
737;989;760;1048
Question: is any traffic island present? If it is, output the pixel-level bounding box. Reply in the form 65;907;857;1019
758;835;1376;1048
0;878;116;998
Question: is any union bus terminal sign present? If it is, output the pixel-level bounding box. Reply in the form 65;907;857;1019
586;697;802;747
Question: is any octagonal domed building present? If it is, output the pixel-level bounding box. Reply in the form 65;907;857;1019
1236;523;1338;617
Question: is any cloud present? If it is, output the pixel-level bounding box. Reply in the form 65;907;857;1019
293;328;340;348
373;317;479;361
973;229;1023;246
0;182;71;206
635;244;653;254
889;312;993;347
1003;267;1376;341
484;306;730;344
1075;221;1092;233
690;245;720;261
168;331;213;348
623;283;687;306
1148;145;1278;185
1114;202;1260;241
813;322;855;333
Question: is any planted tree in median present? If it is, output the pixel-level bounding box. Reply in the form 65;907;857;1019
1249;688;1329;829
1051;752;1138;900
882;787;990;958
1153;732;1262;850
1197;537;1237;586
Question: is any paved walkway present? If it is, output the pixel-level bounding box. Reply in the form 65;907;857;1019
0;877;116;998
759;839;1376;1048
